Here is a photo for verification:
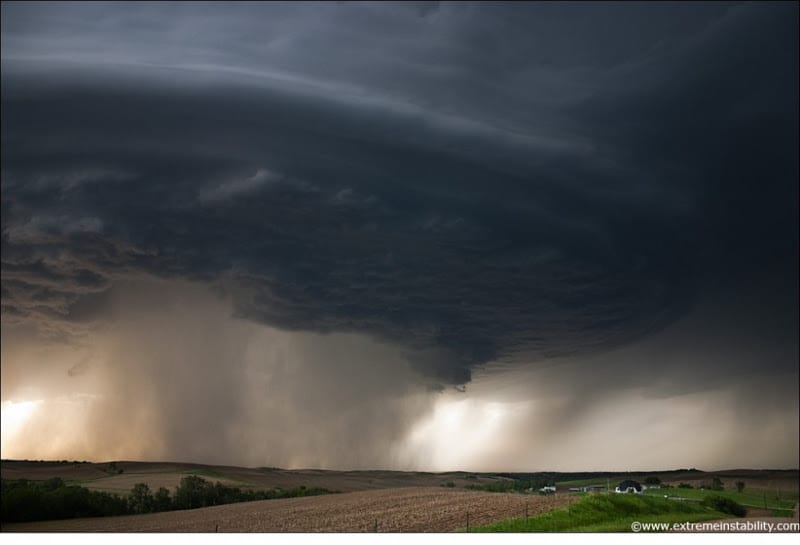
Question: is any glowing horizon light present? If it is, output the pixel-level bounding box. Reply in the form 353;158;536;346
396;396;530;471
1;400;43;452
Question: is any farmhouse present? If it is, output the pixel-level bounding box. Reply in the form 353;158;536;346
614;480;643;494
538;485;556;494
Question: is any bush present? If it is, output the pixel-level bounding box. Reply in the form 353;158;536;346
678;483;693;489
735;481;745;493
644;476;661;485
153;487;173;512
702;495;746;517
42;477;65;491
129;483;154;514
174;475;215;510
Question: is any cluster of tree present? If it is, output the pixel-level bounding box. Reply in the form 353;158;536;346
702;495;747;517
105;462;124;475
465;477;554;494
468;471;705;494
167;475;335;511
643;476;672;488
489;469;699;483
1;478;129;522
2;460;91;464
1;475;336;523
697;477;724;491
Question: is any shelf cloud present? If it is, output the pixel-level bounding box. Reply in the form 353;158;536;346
1;1;797;469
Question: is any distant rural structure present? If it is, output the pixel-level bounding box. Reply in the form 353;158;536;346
614;480;643;494
538;485;557;494
568;484;606;493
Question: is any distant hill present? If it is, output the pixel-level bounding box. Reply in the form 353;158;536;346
2;459;797;495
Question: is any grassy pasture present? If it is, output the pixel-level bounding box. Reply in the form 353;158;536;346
181;468;252;487
472;492;727;532
643;486;797;514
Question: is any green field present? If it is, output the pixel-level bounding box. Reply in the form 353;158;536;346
471;493;728;532
643;487;797;514
181;468;251;486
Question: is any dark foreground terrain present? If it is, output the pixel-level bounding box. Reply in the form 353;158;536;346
2;460;797;532
2;486;568;532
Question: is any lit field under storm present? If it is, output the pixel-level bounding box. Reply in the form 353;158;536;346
1;486;568;532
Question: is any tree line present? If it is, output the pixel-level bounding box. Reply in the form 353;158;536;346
1;475;336;523
465;477;556;493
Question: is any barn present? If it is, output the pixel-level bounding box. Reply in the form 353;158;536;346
615;480;643;494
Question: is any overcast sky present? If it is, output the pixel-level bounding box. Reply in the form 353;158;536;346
1;1;797;471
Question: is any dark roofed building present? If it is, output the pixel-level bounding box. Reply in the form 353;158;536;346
615;480;643;494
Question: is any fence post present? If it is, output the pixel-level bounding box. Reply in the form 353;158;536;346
525;502;529;520
374;519;378;533
466;511;470;532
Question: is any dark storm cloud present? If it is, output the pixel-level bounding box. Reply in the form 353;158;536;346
0;68;688;384
1;1;797;387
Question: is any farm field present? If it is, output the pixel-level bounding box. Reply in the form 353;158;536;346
642;486;799;515
660;471;800;494
1;486;569;532
0;460;510;495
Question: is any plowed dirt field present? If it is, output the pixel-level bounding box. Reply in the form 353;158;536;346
2;487;568;532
